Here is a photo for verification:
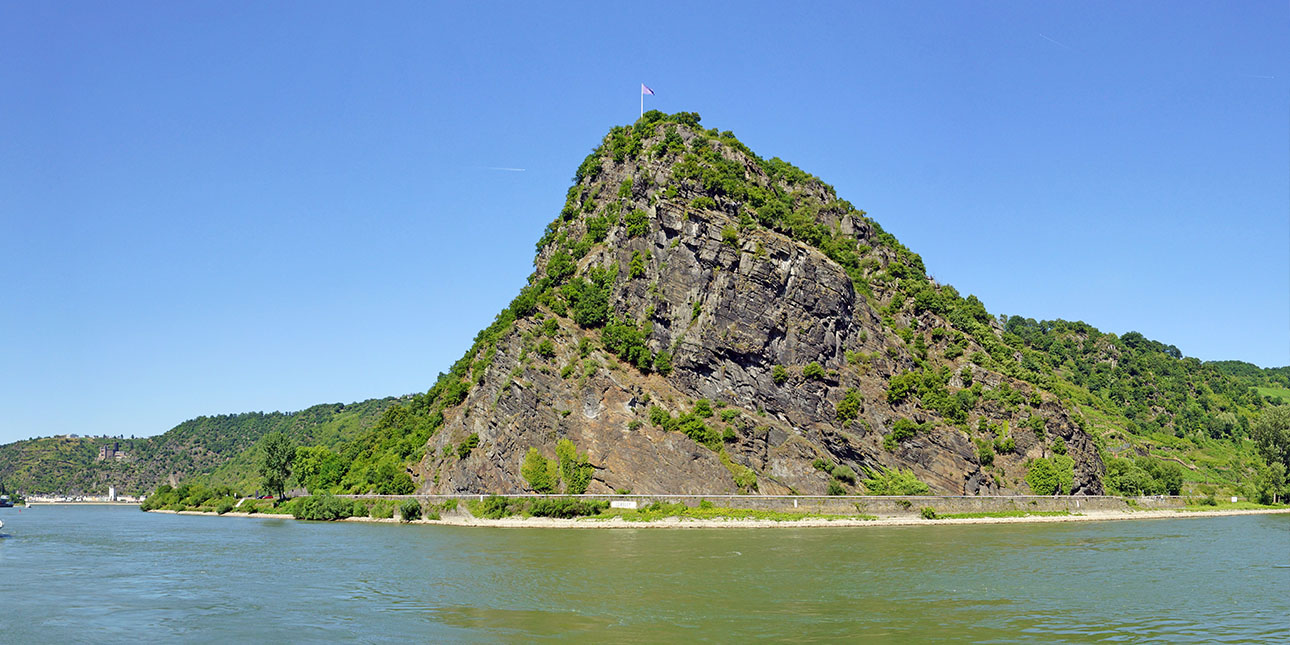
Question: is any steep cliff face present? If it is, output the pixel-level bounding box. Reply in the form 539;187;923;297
416;113;1103;496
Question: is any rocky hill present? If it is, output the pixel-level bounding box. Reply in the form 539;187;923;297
10;112;1285;499
408;112;1104;496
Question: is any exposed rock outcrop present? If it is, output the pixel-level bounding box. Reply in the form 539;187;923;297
417;114;1104;496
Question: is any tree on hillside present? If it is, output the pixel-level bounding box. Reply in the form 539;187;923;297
1252;406;1290;503
1254;462;1287;505
293;445;343;494
1253;406;1290;469
1026;455;1075;495
257;432;297;502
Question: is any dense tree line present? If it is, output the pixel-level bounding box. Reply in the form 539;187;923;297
1001;317;1280;439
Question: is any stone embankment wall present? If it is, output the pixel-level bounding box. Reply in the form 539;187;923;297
344;494;1182;517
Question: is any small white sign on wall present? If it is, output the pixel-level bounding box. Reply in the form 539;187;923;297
610;500;638;509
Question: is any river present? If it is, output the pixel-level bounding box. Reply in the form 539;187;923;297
0;505;1286;643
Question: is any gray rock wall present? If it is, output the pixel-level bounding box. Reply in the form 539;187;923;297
415;122;1106;497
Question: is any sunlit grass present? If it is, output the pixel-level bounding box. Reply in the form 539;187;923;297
1255;386;1290;404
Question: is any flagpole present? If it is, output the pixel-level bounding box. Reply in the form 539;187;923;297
640;83;653;118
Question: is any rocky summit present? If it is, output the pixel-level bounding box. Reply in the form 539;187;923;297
412;112;1103;496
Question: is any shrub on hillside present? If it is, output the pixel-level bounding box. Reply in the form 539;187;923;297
522;448;557;493
556;439;595;495
649;405;672;428
457;433;479;459
691;196;717;210
693;399;713;418
601;316;653;371
1026;455;1075;495
653;351;673;375
886;371;918;403
830;465;857;484
836;388;863;423
883;418;926;451
624;209;649;237
976;438;995;466
863;467;931;495
993;436;1016;454
536;339;555;359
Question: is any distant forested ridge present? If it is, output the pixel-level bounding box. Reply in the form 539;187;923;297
0;398;400;495
1001;318;1287;436
994;316;1288;493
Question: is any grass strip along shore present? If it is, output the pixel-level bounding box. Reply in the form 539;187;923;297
139;492;1290;527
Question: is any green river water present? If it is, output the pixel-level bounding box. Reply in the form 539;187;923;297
0;505;1286;643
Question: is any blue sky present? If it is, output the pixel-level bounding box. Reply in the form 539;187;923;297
2;2;1286;444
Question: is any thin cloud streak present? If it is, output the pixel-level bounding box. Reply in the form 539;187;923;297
1038;32;1072;50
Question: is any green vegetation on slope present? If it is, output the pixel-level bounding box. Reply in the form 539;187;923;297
0;398;399;495
996;318;1289;494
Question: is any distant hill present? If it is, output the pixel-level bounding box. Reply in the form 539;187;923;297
0;398;400;495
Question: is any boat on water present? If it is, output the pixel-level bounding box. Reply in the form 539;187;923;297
0;496;12;508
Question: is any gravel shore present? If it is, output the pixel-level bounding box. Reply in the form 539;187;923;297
150;506;1290;528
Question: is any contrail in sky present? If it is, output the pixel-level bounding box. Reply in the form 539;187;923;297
485;166;526;172
1038;32;1072;50
1239;73;1275;79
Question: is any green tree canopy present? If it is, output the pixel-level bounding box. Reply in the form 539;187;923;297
1254;462;1287;505
293;445;343;494
257;431;297;500
521;448;556;493
862;466;930;495
1252;406;1290;471
1026;455;1074;495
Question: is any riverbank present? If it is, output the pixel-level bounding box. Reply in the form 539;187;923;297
149;505;1290;528
25;501;140;506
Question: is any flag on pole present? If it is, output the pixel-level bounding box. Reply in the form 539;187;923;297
640;83;654;117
